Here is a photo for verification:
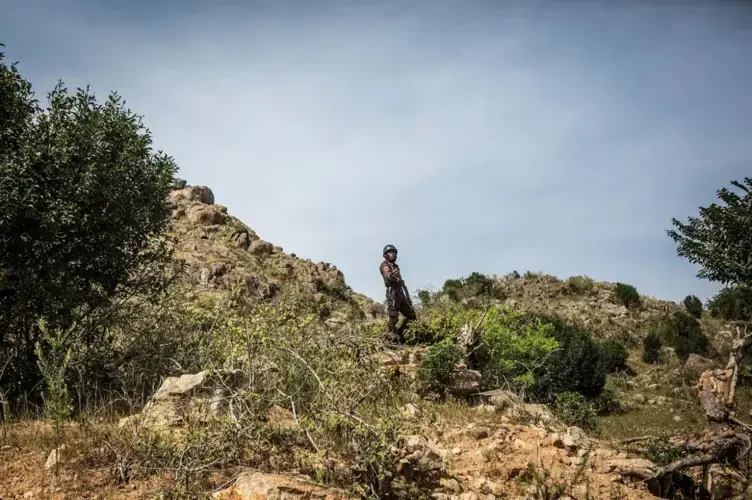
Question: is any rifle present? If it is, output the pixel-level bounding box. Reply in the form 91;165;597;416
401;281;414;307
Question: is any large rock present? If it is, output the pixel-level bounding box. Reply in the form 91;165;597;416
250;239;274;256
213;472;351;499
683;354;720;380
188;205;226;226
447;364;481;397
471;389;521;409
172;185;215;205
120;369;247;431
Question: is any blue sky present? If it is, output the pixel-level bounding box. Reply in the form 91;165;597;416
2;0;750;303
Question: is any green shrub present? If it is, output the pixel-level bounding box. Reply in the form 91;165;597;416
656;312;709;360
441;272;505;303
552;392;597;431
642;331;662;364
472;308;559;391
566;275;595;295
682;295;703;318
707;286;752;322
529;315;607;401
417;339;465;393
599;340;629;373
614;283;640;309
643;434;688;466
591;385;623;416
403;306;475;345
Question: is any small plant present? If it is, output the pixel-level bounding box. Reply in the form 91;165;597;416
35;319;75;476
552;392;597;431
642;330;662;364
566;275;595;295
682;295;703;318
614;283;640;309
417;339;464;394
598;340;628;374
643;434;688;466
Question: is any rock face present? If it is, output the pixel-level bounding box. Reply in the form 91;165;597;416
213;472;352;500
120;369;247;431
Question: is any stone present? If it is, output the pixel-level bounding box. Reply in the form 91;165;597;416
188;205;226;226
45;445;66;470
603;458;657;478
250;239;274;256
470;427;490;440
683;354;720;380
120;369;247;431
440;478;461;493
471;389;521;409
212;471;351;499
447;365;482;397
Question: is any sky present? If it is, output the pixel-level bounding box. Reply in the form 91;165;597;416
2;0;750;303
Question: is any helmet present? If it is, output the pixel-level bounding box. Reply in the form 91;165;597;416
383;244;397;256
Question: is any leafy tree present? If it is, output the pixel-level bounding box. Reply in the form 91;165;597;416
683;295;703;318
707;286;752;322
668;178;752;288
0;46;177;400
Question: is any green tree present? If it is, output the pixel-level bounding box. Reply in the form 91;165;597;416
668;178;752;288
643;330;662;364
599;339;629;373
683;295;703;318
0;46;178;400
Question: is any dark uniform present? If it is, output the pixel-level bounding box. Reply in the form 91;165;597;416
380;245;416;343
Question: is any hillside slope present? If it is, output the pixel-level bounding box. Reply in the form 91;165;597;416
167;179;382;322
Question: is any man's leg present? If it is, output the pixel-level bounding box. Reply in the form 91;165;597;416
386;291;401;343
395;294;417;340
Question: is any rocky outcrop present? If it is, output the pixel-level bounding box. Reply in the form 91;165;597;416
119;369;247;431
682;353;720;380
213;472;352;499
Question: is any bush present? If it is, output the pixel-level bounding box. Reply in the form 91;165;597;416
707;286;752;322
591;385;623;416
614;283;640;309
642;331;662;364
599;340;629;374
683;295;703;318
656;312;709;360
566;275;595;295
552;392;597;431
441;272;505;303
471;308;559;391
417;289;432;307
529;315;607;401
417;339;465;394
403;306;475;345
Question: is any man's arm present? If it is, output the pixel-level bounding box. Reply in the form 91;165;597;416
380;262;402;286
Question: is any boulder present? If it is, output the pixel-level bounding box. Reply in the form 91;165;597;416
188;205;226;226
683;354;720;380
120;369;247;431
213;472;351;499
603;458;657;478
250;239;274;256
447;364;481;397
471;389;521;409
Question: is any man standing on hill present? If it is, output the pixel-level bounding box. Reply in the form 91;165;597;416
380;244;416;344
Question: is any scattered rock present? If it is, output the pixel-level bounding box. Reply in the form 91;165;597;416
188;205;226;226
440;477;461;493
213;471;351;499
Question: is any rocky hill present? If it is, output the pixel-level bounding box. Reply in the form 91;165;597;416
167;179;383;323
1;180;748;500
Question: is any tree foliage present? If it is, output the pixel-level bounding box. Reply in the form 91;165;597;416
0;46;178;399
667;178;752;288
